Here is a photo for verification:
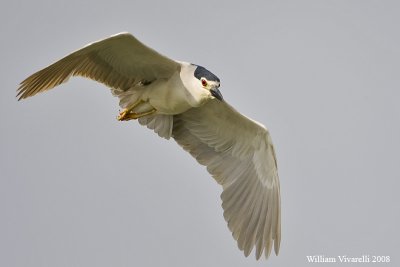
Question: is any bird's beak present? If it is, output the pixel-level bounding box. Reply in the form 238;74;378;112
210;87;223;101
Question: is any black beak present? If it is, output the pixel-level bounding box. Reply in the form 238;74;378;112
210;87;223;101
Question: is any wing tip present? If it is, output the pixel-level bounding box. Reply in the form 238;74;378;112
16;84;30;101
238;238;281;260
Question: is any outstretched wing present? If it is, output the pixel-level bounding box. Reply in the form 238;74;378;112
17;32;180;100
172;99;281;260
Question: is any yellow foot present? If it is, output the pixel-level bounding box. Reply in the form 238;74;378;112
117;108;157;121
117;109;130;121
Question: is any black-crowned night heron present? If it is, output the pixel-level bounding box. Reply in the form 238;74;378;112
17;32;281;260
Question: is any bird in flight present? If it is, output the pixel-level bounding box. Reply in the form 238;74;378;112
17;32;281;260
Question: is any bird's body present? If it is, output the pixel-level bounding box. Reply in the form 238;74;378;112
18;32;281;260
119;62;212;115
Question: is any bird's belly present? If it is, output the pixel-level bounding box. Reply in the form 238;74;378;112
146;85;195;114
141;75;207;115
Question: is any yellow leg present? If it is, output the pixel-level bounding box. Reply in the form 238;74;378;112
117;99;144;121
117;99;157;121
117;108;157;121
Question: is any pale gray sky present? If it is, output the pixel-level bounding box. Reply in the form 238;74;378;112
1;1;399;266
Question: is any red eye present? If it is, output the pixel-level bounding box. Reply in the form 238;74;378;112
201;79;207;87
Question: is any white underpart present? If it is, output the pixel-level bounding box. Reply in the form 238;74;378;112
112;62;212;139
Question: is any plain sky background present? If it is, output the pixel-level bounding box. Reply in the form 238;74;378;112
1;0;399;266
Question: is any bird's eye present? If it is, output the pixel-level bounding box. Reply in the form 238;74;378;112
201;79;208;87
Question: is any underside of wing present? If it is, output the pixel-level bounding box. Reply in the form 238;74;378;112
172;100;281;259
17;32;180;100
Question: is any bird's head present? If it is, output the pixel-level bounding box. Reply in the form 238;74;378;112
193;64;223;101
